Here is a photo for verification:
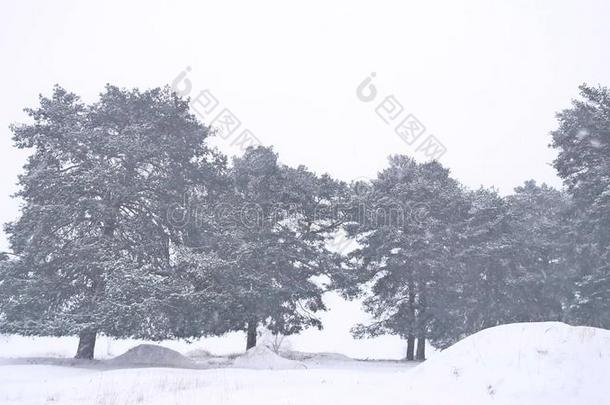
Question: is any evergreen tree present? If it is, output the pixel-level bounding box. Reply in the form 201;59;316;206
505;181;572;321
341;157;570;358
199;146;347;349
449;183;569;343
343;156;468;360
0;85;224;358
550;84;610;327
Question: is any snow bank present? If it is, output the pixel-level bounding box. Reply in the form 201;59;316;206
283;351;353;362
406;322;610;405
232;345;307;370
109;344;196;368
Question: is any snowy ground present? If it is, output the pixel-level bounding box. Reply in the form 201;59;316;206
0;292;426;405
0;359;415;405
1;322;609;404
0;338;415;405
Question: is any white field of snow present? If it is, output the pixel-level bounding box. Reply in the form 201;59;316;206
0;362;415;405
1;322;609;404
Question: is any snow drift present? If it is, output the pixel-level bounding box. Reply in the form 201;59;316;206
233;345;307;370
109;344;196;368
405;322;610;405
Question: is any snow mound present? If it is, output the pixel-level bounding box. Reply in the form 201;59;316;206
283;350;353;362
406;322;610;405
232;345;306;370
185;348;214;360
109;344;195;368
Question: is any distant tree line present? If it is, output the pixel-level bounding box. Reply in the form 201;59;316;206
0;84;608;360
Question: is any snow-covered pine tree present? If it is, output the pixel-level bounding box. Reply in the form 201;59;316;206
0;85;224;359
342;163;571;357
504;181;572;321
205;146;347;350
343;156;468;360
550;84;610;327
445;183;569;345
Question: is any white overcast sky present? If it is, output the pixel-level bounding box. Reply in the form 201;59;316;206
1;0;610;251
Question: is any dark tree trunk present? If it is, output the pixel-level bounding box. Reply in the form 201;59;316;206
406;334;415;361
416;334;426;361
75;330;97;360
246;319;257;350
75;214;111;361
415;278;426;361
406;275;416;361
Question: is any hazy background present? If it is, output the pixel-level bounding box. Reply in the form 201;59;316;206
1;0;609;253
